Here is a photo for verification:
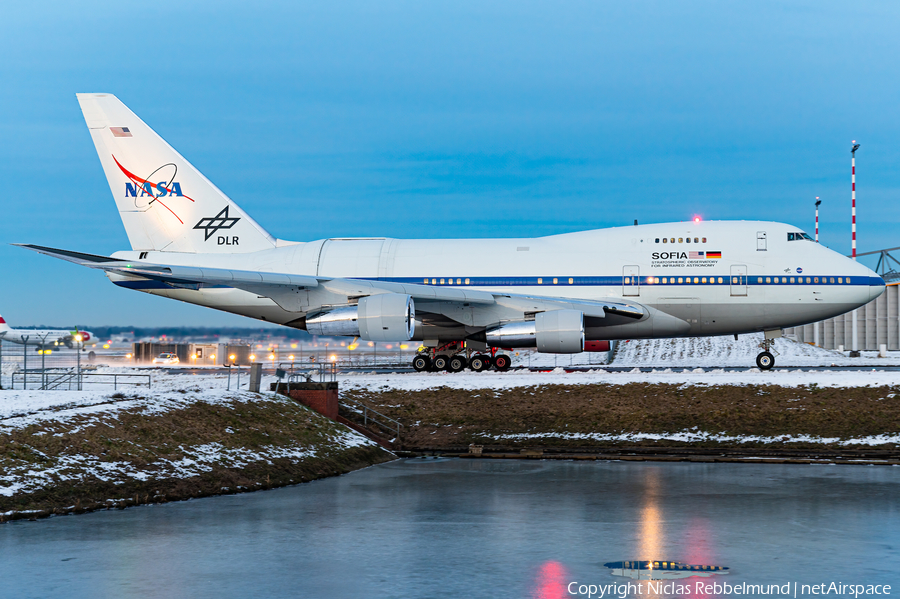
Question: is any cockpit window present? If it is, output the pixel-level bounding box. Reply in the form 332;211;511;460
788;232;813;241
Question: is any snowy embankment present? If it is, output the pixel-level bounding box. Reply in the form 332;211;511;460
338;354;900;450
338;366;900;393
0;370;392;520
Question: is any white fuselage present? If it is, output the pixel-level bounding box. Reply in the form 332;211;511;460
107;220;883;341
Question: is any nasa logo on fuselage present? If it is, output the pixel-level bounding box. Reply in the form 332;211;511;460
652;252;688;260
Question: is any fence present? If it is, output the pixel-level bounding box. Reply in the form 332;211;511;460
339;397;402;441
10;371;151;391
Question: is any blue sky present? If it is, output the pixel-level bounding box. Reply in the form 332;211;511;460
1;1;899;327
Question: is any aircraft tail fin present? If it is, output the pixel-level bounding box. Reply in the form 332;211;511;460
0;316;9;333
76;93;276;253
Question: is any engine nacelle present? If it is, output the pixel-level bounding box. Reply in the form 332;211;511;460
306;294;415;342
305;305;359;337
358;293;415;342
535;309;584;353
484;309;584;354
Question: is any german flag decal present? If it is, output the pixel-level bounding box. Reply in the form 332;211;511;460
706;251;722;259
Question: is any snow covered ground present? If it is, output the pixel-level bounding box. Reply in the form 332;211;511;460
488;430;900;448
513;333;900;368
0;372;378;501
338;367;900;393
1;354;898;424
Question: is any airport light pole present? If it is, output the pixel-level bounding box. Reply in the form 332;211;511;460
813;196;822;347
815;197;821;243
22;335;29;390
75;334;83;390
37;332;52;389
851;142;860;356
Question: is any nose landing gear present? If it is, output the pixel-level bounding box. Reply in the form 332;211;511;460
756;351;775;370
755;334;779;370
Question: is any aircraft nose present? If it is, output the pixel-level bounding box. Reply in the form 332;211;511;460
870;273;886;301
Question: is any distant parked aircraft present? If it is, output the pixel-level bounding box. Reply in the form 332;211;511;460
0;315;95;350
18;94;885;371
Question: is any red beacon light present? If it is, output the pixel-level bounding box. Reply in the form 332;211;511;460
693;216;702;223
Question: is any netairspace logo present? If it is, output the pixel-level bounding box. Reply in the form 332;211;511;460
566;582;892;598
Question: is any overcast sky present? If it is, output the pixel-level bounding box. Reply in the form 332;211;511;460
1;1;899;327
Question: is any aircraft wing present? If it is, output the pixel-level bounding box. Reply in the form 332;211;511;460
16;244;646;322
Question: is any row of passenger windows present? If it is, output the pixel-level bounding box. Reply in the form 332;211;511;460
424;277;577;285
633;276;850;284
655;237;707;244
426;276;852;285
426;278;470;285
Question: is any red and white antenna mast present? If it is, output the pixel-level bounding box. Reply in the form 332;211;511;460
850;141;861;357
851;142;860;259
815;196;821;242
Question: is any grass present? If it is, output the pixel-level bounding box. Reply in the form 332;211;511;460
0;394;394;521
343;383;900;450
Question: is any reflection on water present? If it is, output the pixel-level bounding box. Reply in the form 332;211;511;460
533;561;568;599
0;460;897;599
639;468;663;567
605;560;729;580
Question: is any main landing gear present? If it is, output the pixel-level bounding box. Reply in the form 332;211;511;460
412;342;512;373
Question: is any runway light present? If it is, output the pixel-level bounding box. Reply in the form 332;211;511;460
289;354;295;361
330;354;337;362
269;353;276;361
693;216;701;223
250;354;256;361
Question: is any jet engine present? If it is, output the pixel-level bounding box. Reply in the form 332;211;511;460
306;293;415;342
483;309;584;354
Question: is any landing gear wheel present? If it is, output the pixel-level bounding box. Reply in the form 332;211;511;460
448;355;467;372
412;355;431;372
469;354;489;372
493;354;511;372
756;351;775;370
432;355;450;371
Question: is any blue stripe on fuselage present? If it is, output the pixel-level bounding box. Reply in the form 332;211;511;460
113;275;884;291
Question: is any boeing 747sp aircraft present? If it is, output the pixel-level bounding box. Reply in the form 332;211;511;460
18;94;884;371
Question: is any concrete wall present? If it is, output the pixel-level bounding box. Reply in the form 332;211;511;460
784;283;897;350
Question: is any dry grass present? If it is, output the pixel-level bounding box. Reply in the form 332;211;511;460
343;383;900;450
0;395;393;521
